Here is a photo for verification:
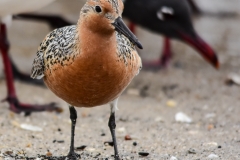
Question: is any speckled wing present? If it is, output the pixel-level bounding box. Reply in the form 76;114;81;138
116;32;142;73
31;25;79;79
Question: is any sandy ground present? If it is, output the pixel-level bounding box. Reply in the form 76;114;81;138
0;0;240;159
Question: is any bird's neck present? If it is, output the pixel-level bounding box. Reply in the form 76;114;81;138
77;22;117;57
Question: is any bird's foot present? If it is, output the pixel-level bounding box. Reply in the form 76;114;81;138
114;155;121;160
66;151;80;160
2;96;62;116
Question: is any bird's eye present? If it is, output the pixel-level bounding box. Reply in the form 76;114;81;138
95;6;102;13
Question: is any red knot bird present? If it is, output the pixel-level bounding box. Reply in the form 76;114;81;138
31;0;142;159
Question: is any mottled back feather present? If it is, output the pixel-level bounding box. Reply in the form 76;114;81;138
116;32;141;71
31;25;79;79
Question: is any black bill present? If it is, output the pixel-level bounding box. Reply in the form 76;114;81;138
112;17;143;49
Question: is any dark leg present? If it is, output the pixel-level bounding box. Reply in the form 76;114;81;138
0;23;62;115
108;109;120;160
67;106;80;159
143;37;173;69
160;37;172;66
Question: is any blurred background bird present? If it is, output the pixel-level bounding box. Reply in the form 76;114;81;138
123;0;218;68
0;0;64;114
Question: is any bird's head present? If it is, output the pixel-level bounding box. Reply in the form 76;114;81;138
80;0;142;49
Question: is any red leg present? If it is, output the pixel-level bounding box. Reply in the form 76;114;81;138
143;37;173;69
0;23;62;114
160;37;172;66
128;23;172;69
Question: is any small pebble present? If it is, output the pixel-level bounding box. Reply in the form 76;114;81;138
208;124;215;130
104;141;114;147
17;150;26;155
81;112;88;118
125;135;132;140
75;145;87;151
26;143;31;148
46;152;52;156
175;112;192;123
203;142;218;147
138;152;149;156
86;147;96;152
57;140;64;143
226;73;240;86
133;142;137;146
93;153;101;158
11;120;20;127
166;100;177;107
4;151;13;155
207;153;219;159
188;148;197;154
170;156;178;160
117;127;126;133
20;124;42;132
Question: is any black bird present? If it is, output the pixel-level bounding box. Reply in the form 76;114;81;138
123;0;218;68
